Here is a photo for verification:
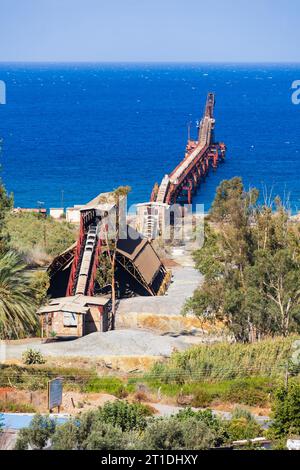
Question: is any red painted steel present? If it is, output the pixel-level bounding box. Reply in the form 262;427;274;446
151;93;226;206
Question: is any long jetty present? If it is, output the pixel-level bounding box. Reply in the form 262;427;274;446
150;92;226;205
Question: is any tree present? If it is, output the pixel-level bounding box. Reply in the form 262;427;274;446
270;382;300;438
0;176;13;253
142;417;215;450
99;186;131;327
52;401;149;450
0;250;39;339
51;421;79;450
30;270;50;307
83;422;124;450
14;414;56;450
97;400;149;432
185;178;300;342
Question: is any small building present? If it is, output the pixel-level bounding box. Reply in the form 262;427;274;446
49;208;64;219
136;201;170;239
66;206;82;224
37;294;111;338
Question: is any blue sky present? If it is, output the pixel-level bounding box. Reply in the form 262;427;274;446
0;0;299;62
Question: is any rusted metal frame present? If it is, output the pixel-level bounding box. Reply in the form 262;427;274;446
116;253;155;296
49;250;75;278
175;145;209;188
66;209;95;296
87;236;102;296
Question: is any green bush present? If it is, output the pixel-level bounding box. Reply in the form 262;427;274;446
14;414;56;450
51;421;79;450
0;401;36;413
4;212;77;262
97;400;151;432
175;408;229;446
13;401;267;450
0;364;95;391
224;378;271;406
22;349;45;365
226;417;263;441
143;376;275;408
190;389;214;407
269;381;300;438
83;422;124;450
142;417;216;450
84;377;128;398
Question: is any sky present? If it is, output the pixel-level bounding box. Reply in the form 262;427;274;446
0;0;299;62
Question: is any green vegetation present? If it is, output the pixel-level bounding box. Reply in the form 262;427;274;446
94;400;151;431
83;376;134;398
185;177;300;342
4;212;76;264
138;337;300;407
29;270;50;306
22;349;45;365
14;402;266;450
15;414;56;450
269;382;300;438
0;250;39;339
0;364;96;391
0;170;13;253
141;376;275;408
2;337;298;409
95;252;112;290
0;401;36;413
142;416;216;450
147;336;297;382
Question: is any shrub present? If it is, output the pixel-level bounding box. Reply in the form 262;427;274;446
175;408;229;446
190;389;213;407
73;401;151;447
83;422;124;450
231;406;256;422
52;401;152;449
142;417;215;450
224;378;270;406
29;270;50;307
0;401;36;413
84;377;127;398
14;414;56;450
22;349;45;365
51;421;79;450
97;400;151;432
0;364;95;391
5;212;76;261
269;382;300;438
226;417;263;441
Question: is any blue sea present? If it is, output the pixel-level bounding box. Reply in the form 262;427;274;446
0;63;300;213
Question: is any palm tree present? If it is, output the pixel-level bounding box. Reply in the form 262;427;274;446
0;250;38;339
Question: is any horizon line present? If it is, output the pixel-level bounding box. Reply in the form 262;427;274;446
0;60;300;65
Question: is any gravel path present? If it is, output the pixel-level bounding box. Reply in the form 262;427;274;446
4;329;190;360
117;266;203;317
